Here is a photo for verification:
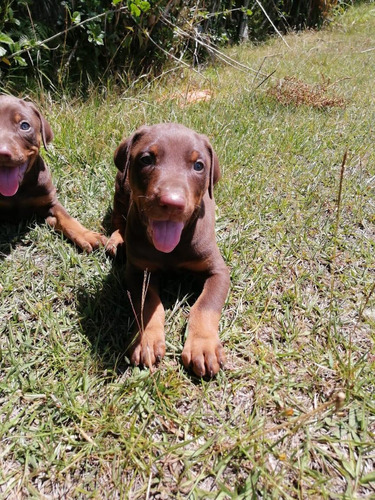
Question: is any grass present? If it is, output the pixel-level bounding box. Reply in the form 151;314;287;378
1;3;375;498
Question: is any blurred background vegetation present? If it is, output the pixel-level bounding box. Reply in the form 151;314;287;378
0;1;360;94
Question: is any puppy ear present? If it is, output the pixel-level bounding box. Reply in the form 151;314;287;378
114;139;130;176
114;127;148;177
206;140;221;199
40;115;53;149
28;102;54;149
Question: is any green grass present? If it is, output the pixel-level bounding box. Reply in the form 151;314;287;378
1;3;375;498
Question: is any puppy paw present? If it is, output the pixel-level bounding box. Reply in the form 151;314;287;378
128;332;166;370
46;214;107;253
76;230;108;253
182;336;225;378
106;229;125;257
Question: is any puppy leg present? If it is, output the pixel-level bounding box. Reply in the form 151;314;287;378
46;201;107;253
126;268;166;369
106;186;129;257
182;256;230;377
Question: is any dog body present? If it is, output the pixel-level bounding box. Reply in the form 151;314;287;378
108;123;230;377
0;95;105;252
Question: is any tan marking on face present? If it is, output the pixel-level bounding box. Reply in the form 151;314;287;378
25;146;40;172
27;145;39;157
148;144;159;156
190;151;200;162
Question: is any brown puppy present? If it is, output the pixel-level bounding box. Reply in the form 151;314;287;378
107;123;230;377
0;95;106;252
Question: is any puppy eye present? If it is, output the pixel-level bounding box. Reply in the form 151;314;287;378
20;121;31;131
140;154;154;166
193;161;204;172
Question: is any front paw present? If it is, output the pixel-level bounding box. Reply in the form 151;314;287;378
128;331;166;370
77;230;108;253
106;229;125;257
182;335;225;378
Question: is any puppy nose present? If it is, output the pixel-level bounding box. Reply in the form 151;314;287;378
159;192;186;211
0;145;12;158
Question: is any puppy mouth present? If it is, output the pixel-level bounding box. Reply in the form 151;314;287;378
0;161;29;197
150;220;184;253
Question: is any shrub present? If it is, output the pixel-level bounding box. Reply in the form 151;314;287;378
0;0;355;93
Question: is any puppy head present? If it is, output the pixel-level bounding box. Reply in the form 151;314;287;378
114;123;220;198
114;123;221;253
0;95;53;149
0;95;53;196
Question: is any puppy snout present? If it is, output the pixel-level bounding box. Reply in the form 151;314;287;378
158;192;186;211
0;145;12;159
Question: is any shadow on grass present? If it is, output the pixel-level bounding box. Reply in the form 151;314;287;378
77;254;133;374
0;220;37;261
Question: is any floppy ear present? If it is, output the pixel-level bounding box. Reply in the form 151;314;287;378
28;102;54;149
114;127;149;178
206;140;221;199
114;139;130;176
40;116;53;149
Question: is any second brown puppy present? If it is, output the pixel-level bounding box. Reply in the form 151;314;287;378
107;123;230;377
0;95;106;252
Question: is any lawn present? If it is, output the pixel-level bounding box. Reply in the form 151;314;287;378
1;3;375;498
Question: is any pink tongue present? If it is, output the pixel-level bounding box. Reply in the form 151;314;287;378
151;220;184;253
0;166;22;197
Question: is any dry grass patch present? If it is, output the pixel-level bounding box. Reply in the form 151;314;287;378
268;76;346;109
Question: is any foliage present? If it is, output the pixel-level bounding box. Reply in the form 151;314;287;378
0;0;154;90
0;0;359;92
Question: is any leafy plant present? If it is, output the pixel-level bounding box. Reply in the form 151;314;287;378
0;0;357;92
